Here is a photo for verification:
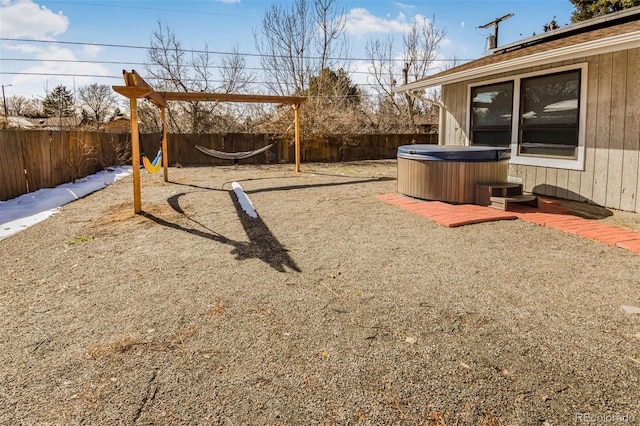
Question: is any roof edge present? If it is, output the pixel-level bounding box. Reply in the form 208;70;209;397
393;30;640;92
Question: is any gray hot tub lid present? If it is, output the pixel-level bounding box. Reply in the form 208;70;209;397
397;145;511;162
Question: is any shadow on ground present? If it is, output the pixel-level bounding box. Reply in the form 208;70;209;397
141;192;300;273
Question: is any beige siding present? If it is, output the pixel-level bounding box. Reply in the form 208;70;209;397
442;82;468;146
445;47;640;213
621;48;640;212
592;52;613;206
579;55;600;202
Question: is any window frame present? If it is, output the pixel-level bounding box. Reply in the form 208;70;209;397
469;80;514;148
467;63;588;170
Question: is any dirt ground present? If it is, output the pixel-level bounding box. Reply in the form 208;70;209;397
1;161;639;425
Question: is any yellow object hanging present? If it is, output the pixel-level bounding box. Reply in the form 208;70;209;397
143;150;162;173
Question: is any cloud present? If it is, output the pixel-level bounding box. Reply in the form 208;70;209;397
345;8;413;36
0;0;69;39
1;1;112;97
461;21;465;29
13;45;109;89
392;2;414;10
82;44;104;58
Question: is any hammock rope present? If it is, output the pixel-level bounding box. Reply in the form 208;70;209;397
193;121;294;162
194;143;275;161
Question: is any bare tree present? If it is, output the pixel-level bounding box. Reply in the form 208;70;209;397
402;17;445;125
145;21;253;133
77;83;117;130
366;16;446;132
219;45;254;94
366;36;399;107
365;37;408;132
6;95;38;117
314;0;348;80
254;0;347;97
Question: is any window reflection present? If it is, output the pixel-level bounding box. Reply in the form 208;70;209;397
519;70;580;158
470;81;514;147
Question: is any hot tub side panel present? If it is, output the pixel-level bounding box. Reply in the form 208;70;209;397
397;157;509;203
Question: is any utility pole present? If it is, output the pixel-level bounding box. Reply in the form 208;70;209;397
2;84;12;121
479;13;514;49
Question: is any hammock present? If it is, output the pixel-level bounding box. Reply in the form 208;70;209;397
194;143;276;161
142;150;162;173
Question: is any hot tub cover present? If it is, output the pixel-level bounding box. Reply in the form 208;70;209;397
397;145;511;162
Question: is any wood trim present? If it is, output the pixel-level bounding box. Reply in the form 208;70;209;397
157;91;306;104
112;86;153;99
127;70;167;107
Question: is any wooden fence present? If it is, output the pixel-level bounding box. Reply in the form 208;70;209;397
1;130;436;201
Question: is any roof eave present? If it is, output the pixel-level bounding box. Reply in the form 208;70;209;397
393;30;640;92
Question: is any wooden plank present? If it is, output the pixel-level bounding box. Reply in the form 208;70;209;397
444;83;456;145
523;165;536;193
112;86;154;99
0;130;26;200
158;91;306;105
567;170;583;201
580;56;599;204
556;168;569;200
161;107;168;181
128;70;167;108
129;98;141;213
453;82;465;145
533;166;546;196
22;130;49;191
605;50;627;209
620;48;640;212
591;52;613;206
294;104;301;172
545;167;558;198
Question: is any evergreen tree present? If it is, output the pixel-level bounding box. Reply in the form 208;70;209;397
42;85;75;118
307;68;361;106
570;0;640;22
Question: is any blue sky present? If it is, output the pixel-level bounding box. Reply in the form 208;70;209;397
0;0;577;100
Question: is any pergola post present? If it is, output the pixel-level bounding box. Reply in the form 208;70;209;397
114;69;306;213
129;97;142;213
161;107;168;182
294;103;301;172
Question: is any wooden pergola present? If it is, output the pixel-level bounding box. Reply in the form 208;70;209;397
113;70;306;214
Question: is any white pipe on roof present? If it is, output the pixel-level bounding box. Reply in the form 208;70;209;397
404;91;445;145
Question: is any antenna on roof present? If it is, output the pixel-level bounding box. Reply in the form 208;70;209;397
478;13;514;49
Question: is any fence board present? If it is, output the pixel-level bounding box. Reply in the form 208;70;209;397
1;130;436;201
0;130;26;200
22;131;50;192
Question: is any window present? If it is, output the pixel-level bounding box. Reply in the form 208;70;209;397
468;64;586;170
470;81;513;147
519;70;580;158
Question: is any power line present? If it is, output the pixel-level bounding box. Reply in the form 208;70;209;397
0;71;393;89
0;37;473;63
0;57;406;77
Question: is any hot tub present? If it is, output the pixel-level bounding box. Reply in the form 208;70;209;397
397;145;511;203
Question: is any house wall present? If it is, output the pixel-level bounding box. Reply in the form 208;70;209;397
441;47;640;213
